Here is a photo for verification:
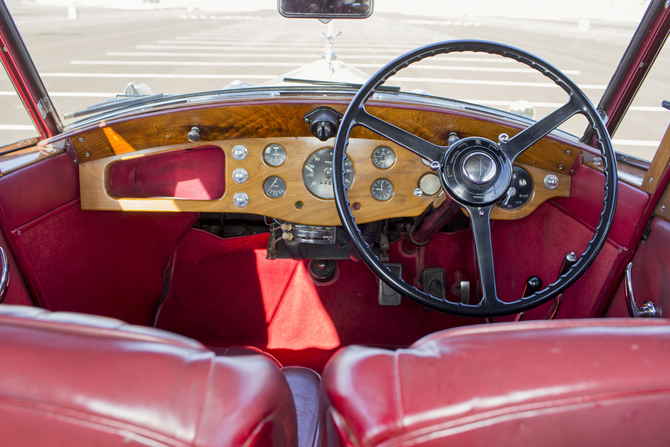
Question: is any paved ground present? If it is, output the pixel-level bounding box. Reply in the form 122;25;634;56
1;4;668;160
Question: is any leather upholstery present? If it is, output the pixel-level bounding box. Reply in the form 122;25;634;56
210;345;284;369
321;319;670;446
0;305;297;447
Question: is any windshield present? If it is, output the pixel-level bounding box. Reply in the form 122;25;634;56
2;0;658;159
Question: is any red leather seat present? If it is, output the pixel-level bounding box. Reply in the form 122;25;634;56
320;319;670;447
0;305;297;447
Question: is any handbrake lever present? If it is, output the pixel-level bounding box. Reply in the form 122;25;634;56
514;252;576;322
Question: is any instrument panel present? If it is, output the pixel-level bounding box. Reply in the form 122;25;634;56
79;136;571;225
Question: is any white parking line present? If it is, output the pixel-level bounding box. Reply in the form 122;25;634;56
0;125;35;131
1;91;116;98
136;44;430;53
157;39;421;49
106;51;397;59
613;139;660;146
71;60;578;75
393;77;606;89
71;61;303;67
40;73;275;79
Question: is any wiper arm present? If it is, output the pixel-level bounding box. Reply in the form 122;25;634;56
63;93;168;119
282;77;401;93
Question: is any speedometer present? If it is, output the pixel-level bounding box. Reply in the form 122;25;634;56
303;147;354;199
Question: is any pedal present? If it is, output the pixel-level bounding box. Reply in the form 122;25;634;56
460;281;470;304
379;263;402;306
422;267;446;301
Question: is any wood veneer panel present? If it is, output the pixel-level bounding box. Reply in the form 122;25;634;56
643;124;670;194
491;165;571;220
80;138;436;226
60;99;579;175
80;136;570;225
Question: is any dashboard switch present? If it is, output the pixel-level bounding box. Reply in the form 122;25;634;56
304;107;343;141
233;193;249;208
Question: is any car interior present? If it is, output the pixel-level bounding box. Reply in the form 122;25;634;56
1;0;670;446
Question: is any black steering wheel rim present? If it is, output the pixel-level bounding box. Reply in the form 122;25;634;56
333;40;618;318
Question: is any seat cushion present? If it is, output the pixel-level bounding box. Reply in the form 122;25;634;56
0;305;297;447
210;345;283;369
320;319;670;447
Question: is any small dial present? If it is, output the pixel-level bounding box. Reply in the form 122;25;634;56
371;179;394;201
497;166;533;210
263;143;287;167
303;147;354;199
372;146;395;169
419;173;441;196
263;176;287;199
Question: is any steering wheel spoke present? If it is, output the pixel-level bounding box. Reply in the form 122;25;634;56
501;96;582;162
355;108;446;162
465;205;501;308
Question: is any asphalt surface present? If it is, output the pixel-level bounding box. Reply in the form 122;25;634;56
1;5;668;160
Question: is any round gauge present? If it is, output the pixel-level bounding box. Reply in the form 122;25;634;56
497;166;533;210
372;146;395;169
263;143;287;167
371;179;394;201
419;173;441;196
263;176;287;199
303;147;354;199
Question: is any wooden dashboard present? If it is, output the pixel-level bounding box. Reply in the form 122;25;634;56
45;97;578;225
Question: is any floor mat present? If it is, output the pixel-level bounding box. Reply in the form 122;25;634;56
155;228;481;371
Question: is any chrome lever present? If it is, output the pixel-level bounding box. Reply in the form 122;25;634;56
0;247;9;304
624;262;659;318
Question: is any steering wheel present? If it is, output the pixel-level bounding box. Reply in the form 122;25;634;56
333;41;618;318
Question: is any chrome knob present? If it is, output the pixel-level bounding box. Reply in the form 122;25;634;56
187;126;201;143
232;168;249;184
231;145;248;160
233;192;249;208
544;174;559;190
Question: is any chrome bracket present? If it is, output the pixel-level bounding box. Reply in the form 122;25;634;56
624;262;659;318
0;247;9;304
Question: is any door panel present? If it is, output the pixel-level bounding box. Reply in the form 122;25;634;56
0;153;197;324
606;216;670;318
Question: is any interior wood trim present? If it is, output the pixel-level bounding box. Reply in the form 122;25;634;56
80;137;437;226
58;100;579;175
642;123;670;194
490;165;571;220
80;137;569;225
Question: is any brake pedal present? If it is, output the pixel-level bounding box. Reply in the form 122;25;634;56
378;263;402;306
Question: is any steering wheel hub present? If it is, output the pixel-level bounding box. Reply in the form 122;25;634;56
462;152;497;185
440;137;512;207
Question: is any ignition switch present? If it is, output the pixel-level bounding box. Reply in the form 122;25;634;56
303;107;343;141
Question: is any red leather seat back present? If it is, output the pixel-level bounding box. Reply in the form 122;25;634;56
0;306;297;447
321;319;670;447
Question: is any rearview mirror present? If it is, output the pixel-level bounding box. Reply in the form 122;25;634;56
278;0;373;19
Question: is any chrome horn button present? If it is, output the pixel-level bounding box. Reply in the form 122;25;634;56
462;152;497;185
439;137;513;207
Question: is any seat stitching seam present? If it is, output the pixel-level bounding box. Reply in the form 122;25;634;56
394;350;404;433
